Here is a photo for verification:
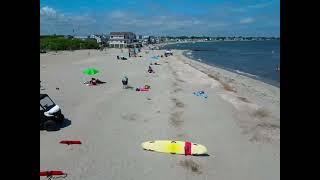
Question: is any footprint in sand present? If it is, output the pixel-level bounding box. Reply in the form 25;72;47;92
170;111;184;127
171;97;185;108
121;113;140;121
179;159;202;175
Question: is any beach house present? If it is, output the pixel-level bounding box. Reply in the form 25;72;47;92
89;34;102;43
108;32;136;48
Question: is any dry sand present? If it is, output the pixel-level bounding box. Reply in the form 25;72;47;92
40;48;279;180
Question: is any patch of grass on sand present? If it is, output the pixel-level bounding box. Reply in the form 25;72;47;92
252;108;269;118
208;74;219;81
208;74;237;92
221;82;236;92
238;96;250;103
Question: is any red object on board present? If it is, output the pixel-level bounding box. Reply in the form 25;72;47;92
59;140;82;145
184;141;192;156
39;171;65;177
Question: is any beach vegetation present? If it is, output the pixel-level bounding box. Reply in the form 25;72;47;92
207;74;236;92
40;35;99;51
252;108;270;118
221;82;236;92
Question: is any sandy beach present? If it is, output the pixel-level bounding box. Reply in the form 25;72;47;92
40;48;279;180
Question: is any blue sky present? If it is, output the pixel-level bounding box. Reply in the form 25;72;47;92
40;0;279;36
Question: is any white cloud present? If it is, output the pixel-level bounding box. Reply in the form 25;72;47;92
40;6;97;35
40;6;57;17
240;17;254;24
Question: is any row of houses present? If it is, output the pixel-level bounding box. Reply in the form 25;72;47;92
70;32;169;48
70;32;145;48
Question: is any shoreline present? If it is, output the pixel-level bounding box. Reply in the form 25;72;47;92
182;50;280;88
156;41;280;88
174;49;280;119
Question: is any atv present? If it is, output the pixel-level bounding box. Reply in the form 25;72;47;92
40;94;64;131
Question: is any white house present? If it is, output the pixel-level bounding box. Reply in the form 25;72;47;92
73;36;88;40
89;34;102;43
108;32;136;48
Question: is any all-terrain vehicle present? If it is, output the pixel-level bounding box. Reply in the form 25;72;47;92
40;94;64;131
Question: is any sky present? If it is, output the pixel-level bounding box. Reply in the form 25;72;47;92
40;0;280;36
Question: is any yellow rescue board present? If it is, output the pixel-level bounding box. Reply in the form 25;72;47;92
141;140;207;155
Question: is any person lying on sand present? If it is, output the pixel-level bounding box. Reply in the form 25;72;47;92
84;78;106;86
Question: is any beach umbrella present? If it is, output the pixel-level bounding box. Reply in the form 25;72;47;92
83;68;99;75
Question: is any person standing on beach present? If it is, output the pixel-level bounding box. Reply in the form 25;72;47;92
122;75;128;89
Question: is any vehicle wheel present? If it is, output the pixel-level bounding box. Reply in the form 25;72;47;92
44;120;59;131
57;114;65;123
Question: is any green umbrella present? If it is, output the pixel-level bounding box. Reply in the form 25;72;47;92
83;68;99;75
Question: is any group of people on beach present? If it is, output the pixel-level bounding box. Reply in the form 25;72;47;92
120;49;167;89
121;65;156;89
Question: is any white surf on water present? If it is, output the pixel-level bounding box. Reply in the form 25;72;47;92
235;70;258;78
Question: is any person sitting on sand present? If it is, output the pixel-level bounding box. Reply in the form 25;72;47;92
148;66;154;73
89;78;97;85
122;76;128;89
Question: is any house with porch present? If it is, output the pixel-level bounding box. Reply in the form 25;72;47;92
108;32;136;48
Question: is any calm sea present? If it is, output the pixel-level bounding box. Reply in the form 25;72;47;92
161;40;280;87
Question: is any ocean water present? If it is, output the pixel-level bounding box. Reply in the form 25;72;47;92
162;41;280;87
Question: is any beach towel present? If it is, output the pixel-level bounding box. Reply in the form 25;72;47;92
193;91;208;98
136;87;149;92
140;88;149;91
